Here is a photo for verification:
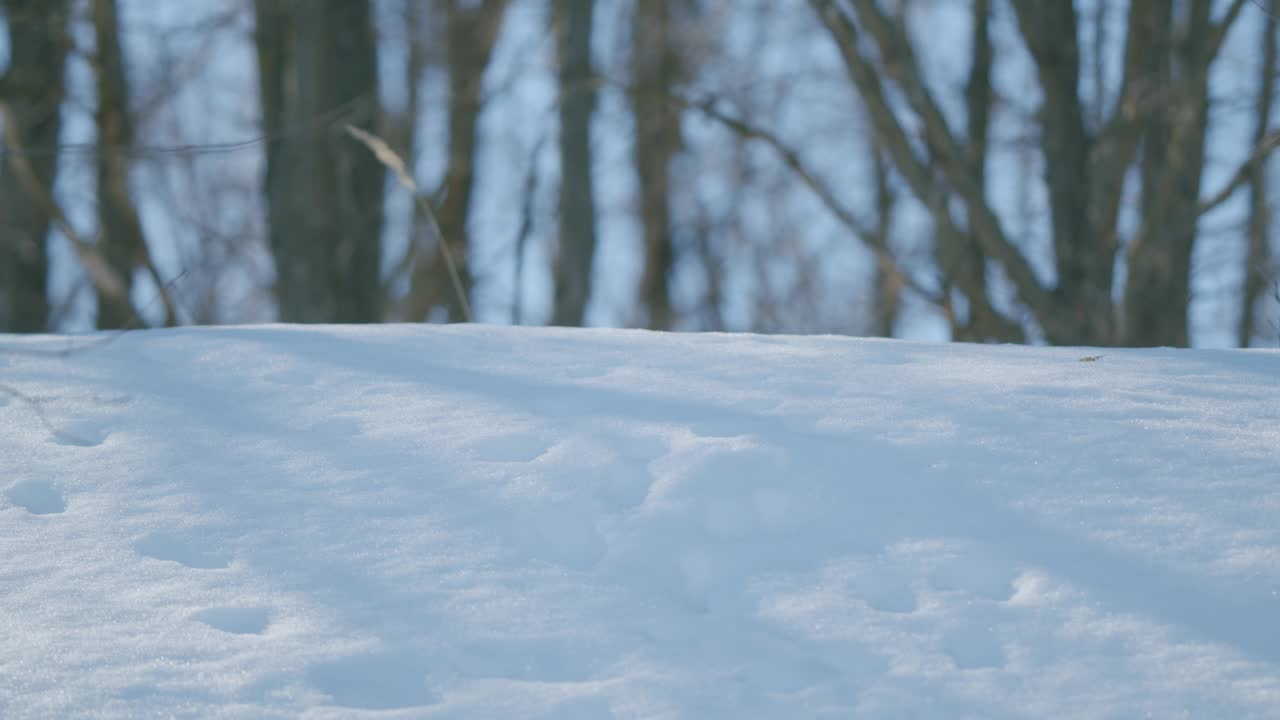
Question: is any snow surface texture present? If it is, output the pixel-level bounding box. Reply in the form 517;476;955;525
1;325;1278;719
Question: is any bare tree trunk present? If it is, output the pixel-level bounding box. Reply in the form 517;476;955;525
405;0;507;323
1012;0;1116;345
1122;0;1215;347
812;0;1051;342
92;0;149;329
1240;0;1277;347
0;0;69;332
631;0;685;331
253;0;383;323
947;0;1022;343
812;0;1251;347
868;148;899;338
1089;0;1108;130
550;0;598;327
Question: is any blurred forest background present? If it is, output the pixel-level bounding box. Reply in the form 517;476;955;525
1;0;1278;347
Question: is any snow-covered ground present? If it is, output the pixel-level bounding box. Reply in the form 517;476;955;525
1;325;1278;718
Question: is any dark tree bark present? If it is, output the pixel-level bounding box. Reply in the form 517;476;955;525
631;0;685;331
868;147;899;338
1121;0;1217;347
947;0;1022;342
92;0;150;329
1240;0;1277;347
405;0;508;323
254;0;383;323
0;0;70;332
1012;0;1114;344
550;0;598;327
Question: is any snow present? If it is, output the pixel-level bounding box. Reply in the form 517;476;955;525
1;324;1278;718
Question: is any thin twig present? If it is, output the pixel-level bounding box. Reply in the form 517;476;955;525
0;269;189;358
1250;0;1279;20
345;124;473;323
1200;129;1280;215
659;89;940;305
512;133;547;325
0;383;96;446
0;269;188;445
0;98;366;162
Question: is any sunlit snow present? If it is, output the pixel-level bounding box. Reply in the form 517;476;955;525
1;325;1278;718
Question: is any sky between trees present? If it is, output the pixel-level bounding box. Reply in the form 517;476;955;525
0;0;1277;347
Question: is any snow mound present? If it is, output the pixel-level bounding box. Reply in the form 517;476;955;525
1;325;1277;718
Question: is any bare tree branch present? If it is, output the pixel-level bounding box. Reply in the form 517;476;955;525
0;101;128;305
809;0;1054;337
1199;129;1280;215
1210;0;1251;59
674;93;938;305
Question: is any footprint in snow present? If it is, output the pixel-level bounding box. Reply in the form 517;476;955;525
863;581;918;614
689;420;754;439
857;567;919;614
564;364;610;380
307;651;436;710
51;429;107;448
92;392;133;406
192;607;271;635
469;433;553;463
262;369;316;387
927;552;1021;602
939;625;1005;670
5;479;66;515
135;531;232;570
49;419;109;447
